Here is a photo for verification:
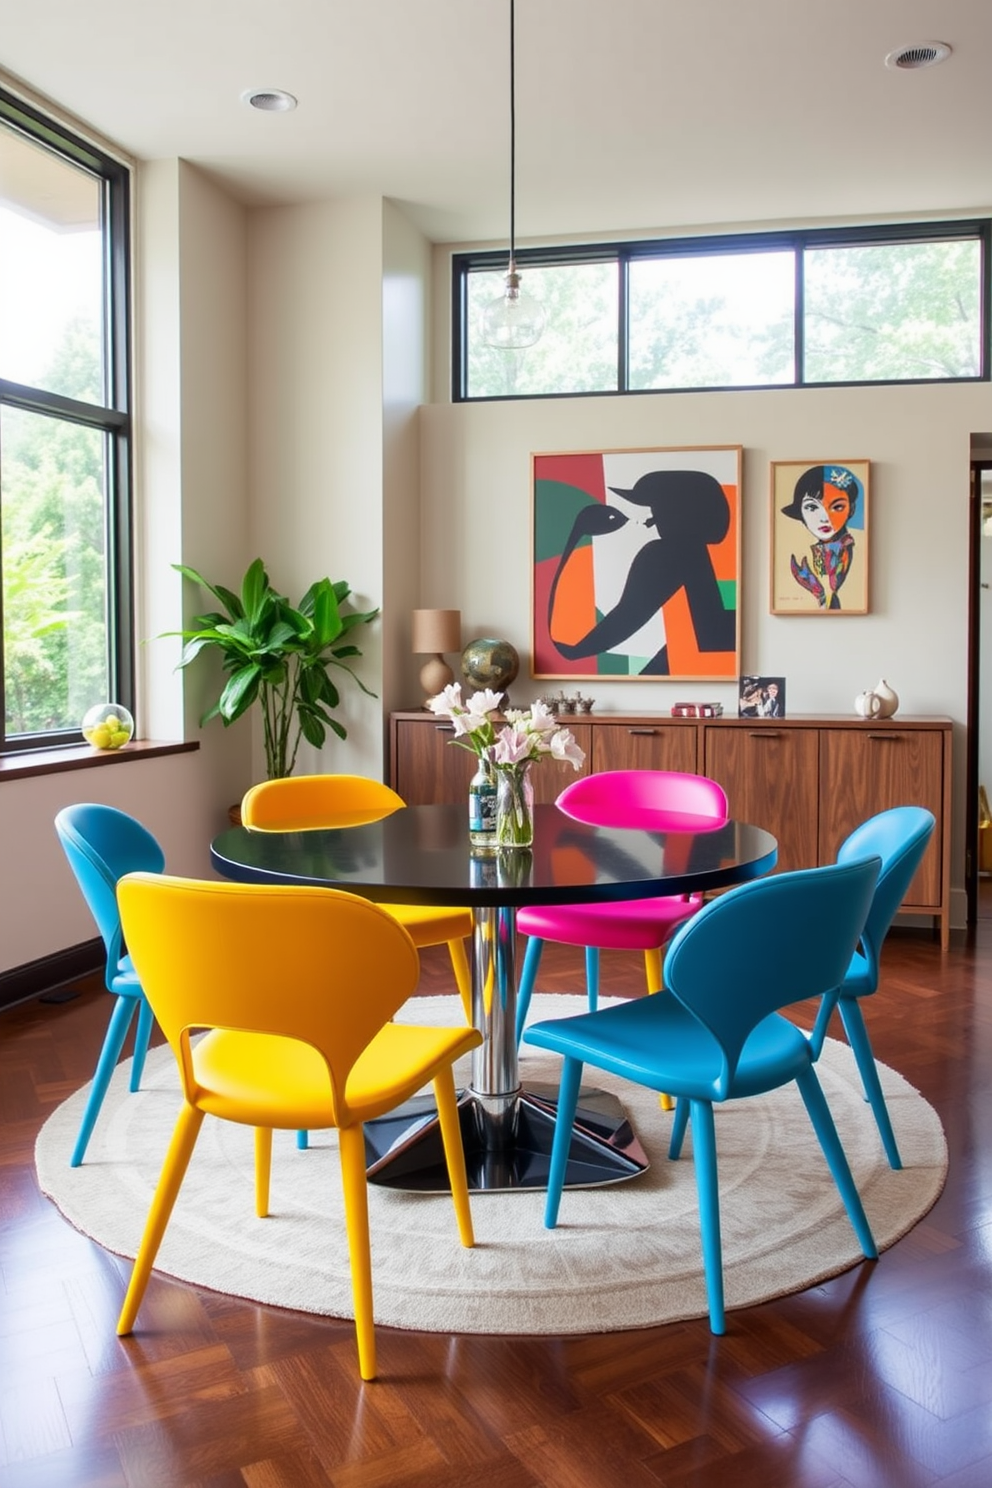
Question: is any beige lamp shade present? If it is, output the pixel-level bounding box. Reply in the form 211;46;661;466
412;608;461;703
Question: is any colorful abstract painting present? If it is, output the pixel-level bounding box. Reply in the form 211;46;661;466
532;446;741;680
770;460;869;615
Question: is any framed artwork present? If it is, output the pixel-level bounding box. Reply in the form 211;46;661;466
770;460;869;615
532;445;741;681
739;675;786;719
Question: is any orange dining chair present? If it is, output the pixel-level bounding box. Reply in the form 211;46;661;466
241;775;473;1020
114;874;481;1381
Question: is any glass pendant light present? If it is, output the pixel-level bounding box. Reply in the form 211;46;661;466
482;0;546;349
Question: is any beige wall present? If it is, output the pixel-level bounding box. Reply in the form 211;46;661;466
246;196;389;778
382;198;432;716
419;384;977;721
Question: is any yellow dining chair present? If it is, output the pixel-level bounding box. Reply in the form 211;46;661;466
241;775;473;1021
115;873;482;1381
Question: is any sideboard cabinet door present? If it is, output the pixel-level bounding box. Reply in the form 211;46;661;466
591;722;698;774
392;719;474;805
818;728;944;908
703;726;819;874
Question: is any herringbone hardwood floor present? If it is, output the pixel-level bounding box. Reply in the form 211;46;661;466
2;922;990;1487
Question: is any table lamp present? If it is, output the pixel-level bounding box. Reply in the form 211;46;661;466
412;608;461;704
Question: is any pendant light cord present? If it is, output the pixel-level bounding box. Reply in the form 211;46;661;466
509;0;516;270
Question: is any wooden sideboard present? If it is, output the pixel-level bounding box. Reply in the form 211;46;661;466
388;711;953;949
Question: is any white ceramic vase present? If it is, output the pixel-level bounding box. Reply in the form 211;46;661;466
854;690;881;719
874;678;899;718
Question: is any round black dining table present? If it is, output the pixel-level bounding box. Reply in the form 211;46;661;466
211;803;778;1193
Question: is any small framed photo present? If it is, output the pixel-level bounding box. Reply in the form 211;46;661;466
739;675;786;719
770;460;869;615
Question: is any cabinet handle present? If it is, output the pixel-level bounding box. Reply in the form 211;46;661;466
867;733;899;741
434;724;454;733
748;731;782;739
627;728;657;735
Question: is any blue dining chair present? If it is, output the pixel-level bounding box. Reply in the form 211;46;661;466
830;806;936;1170
524;856;881;1335
54;804;165;1167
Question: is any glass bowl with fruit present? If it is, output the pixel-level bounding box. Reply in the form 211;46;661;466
81;703;135;751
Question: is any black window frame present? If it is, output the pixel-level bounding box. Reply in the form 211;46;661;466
453;219;991;402
0;84;134;756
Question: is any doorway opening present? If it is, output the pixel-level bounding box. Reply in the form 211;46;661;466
967;454;992;929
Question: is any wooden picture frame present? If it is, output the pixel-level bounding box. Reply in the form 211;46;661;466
532;445;741;681
770;459;869;615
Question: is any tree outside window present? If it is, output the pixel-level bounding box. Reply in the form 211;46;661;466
0;90;131;752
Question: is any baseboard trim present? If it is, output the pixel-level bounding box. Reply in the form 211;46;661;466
0;940;103;1012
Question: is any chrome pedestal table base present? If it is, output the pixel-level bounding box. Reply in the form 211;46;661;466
364;904;649;1193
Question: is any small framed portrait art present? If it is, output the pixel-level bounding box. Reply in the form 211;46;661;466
739;675;786;719
770;460;869;615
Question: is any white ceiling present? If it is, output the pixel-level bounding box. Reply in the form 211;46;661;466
1;0;990;246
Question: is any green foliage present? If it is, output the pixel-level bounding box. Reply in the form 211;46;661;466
171;558;380;780
2;320;109;737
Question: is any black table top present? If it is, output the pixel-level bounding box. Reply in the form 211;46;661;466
211;803;778;909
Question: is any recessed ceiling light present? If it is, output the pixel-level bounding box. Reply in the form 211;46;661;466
240;88;298;112
884;41;952;71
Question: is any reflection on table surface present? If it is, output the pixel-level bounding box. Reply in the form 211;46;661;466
211;803;778;908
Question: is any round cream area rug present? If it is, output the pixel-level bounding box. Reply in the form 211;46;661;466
35;994;947;1335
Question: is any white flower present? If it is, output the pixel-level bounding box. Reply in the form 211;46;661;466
526;699;559;737
450;711;484;740
492;726;535;766
427;683;464;716
549;728;585;769
465;689;504;720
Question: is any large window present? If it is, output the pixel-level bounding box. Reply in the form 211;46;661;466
0;86;132;754
454;222;988;400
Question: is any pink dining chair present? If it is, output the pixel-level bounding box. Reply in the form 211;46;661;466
514;770;729;1049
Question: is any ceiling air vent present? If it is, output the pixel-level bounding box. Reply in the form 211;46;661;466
884;41;951;71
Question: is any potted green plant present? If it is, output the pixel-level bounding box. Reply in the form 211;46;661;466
171;558;379;780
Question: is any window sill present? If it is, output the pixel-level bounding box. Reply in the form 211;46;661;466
0;738;199;783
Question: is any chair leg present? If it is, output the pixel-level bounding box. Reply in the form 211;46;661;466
838;999;902;1170
129;997;155;1092
669;1097;690;1159
254;1127;273;1217
448;937;472;1024
688;1099;726;1335
117;1102;205;1334
544;1055;583;1229
795;1064;878;1260
643;950;674;1111
585;947;600;1012
338;1123;377;1381
71;994;139;1167
515;937;544;1046
296;1130;309;1150
433;1067;475;1247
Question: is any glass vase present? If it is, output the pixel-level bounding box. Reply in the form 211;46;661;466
495;763;535;848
